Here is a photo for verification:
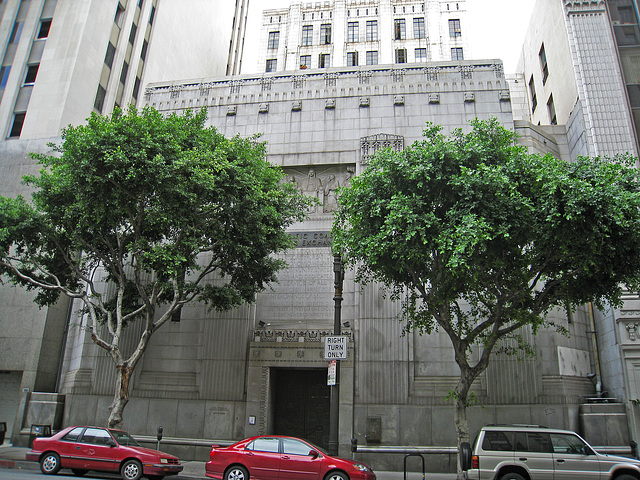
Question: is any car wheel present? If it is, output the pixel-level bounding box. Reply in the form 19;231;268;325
225;465;249;480
72;469;89;477
120;459;143;480
614;475;639;480
325;470;349;480
40;452;61;475
499;473;526;480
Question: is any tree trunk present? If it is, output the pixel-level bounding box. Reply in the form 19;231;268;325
453;368;474;480
108;364;132;429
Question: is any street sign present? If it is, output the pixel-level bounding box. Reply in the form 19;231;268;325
327;360;337;386
324;335;348;359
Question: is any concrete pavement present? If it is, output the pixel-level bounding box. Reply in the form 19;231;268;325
0;444;458;480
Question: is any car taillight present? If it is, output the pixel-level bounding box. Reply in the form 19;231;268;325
471;455;479;469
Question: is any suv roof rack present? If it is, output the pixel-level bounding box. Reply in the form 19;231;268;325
484;424;548;428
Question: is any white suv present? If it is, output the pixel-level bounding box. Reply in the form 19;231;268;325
463;424;640;480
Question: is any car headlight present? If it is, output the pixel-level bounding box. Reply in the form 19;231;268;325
160;458;168;464
352;463;371;472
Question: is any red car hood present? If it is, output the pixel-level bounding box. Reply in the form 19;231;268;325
120;445;179;460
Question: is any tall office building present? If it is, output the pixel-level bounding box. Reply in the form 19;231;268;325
0;0;248;445
258;0;469;73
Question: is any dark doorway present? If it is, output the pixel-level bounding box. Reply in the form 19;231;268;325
273;368;330;450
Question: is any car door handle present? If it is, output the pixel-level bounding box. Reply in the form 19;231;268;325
519;458;527;461
556;459;565;463
76;446;81;450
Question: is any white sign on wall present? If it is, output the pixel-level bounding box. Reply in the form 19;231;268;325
324;336;348;359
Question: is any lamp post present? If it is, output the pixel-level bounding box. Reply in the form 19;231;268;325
328;253;344;456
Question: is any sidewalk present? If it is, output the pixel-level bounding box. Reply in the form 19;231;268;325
0;444;457;479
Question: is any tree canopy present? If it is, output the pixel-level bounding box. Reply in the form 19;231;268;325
0;106;311;427
332;118;640;465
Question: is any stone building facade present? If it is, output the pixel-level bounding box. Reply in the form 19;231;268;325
52;62;618;471
258;0;469;73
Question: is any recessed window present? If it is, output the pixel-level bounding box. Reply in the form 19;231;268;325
37;19;52;39
265;59;277;72
300;55;311;69
395;48;407;63
451;47;464;60
319;53;330;68
414;18;425;39
348;21;359;42
94;84;106;112
302;25;313;46
415;47;427;62
0;66;11;89
24;64;39;84
366;20;378;41
104;42;116;69
394;18;406;40
268;31;280;49
9;22;24;44
347;51;358;66
366;50;378;65
140;39;148;60
128;23;137;44
320;24;331;44
9;112;25;138
449;19;461;38
114;3;125;28
540;43;549;84
547;94;557;125
529;75;537;113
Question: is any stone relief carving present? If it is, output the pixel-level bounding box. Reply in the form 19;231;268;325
360;133;404;165
283;165;355;214
253;329;353;342
626;323;638;341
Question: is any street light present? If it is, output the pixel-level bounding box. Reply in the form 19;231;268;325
328;253;344;456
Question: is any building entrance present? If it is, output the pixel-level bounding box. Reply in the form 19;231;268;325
273;368;330;450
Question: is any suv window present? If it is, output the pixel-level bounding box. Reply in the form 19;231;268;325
514;431;552;452
247;438;280;453
482;431;514;451
550;433;588;454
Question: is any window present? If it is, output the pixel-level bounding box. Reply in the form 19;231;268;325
119;61;129;84
0;66;11;89
80;428;113;446
348;21;359;42
62;427;85;442
366;20;378;41
547;94;557;125
9;22;24;44
320;24;331;44
319;53;330;68
94;84;106;112
141;39;148;60
104;42;116;69
347;51;358;66
268;31;279;49
115;3;125;28
529;75;537;113
550;434;589;455
300;55;311;69
265;59;277;72
128;23;137;44
415;47;427;62
247;438;280;453
38;19;52;39
133;76;141;100
9;112;25;138
451;47;464;60
366;50;378;65
539;43;549;84
514;432;552;453
283;438;312;456
394;19;406;39
395;48;407;63
449;19;461;37
24;64;39;84
302;25;313;46
482;431;514;451
413;17;425;38
149;5;156;25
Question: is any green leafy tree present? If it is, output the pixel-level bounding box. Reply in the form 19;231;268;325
0;107;311;428
332;118;640;471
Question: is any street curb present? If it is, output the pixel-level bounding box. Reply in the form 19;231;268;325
0;459;38;470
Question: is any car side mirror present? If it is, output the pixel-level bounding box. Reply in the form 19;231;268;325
309;450;319;459
107;439;117;447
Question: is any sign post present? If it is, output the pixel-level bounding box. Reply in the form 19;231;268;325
328;254;344;456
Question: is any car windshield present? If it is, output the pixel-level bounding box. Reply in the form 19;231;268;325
110;430;141;447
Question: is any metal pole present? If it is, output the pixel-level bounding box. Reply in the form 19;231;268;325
328;254;344;456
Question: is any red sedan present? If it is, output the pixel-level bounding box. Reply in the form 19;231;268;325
26;425;183;480
205;435;376;480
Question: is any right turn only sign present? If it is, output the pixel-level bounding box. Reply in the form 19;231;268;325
324;336;348;359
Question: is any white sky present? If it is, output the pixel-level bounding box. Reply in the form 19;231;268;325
242;0;537;74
